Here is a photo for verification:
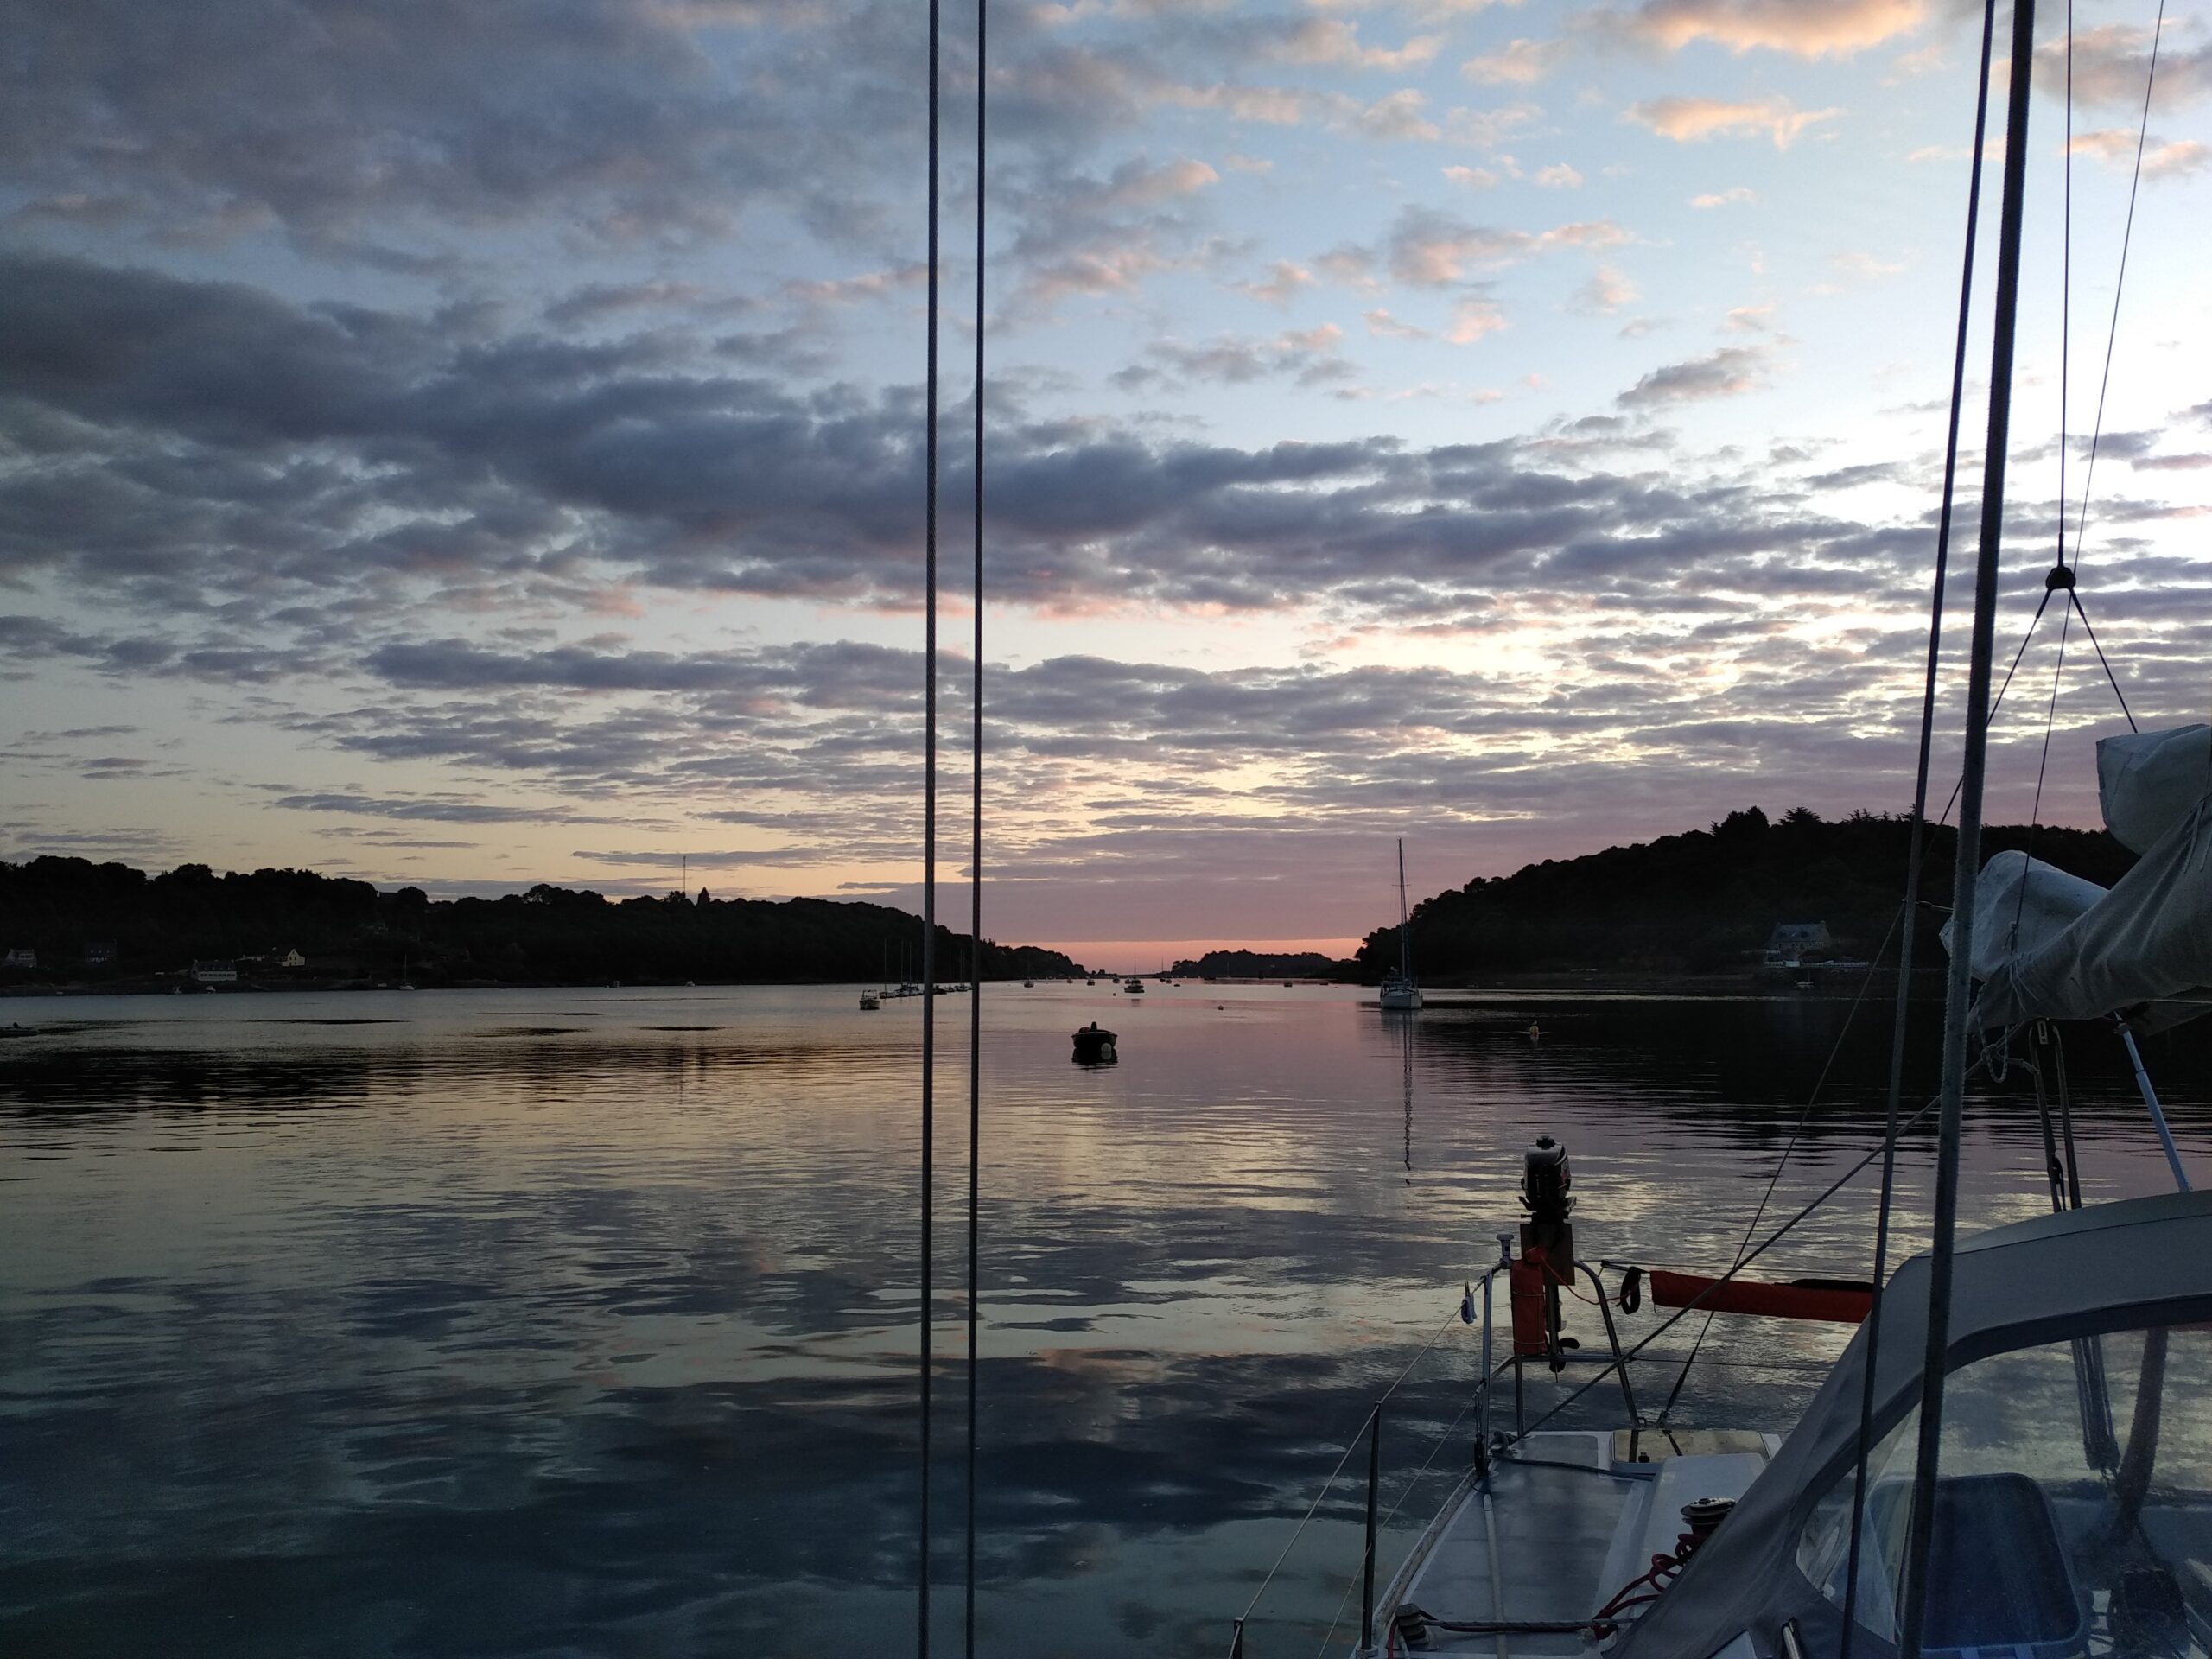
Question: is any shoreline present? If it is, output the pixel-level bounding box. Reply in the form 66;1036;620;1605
1;963;1945;1001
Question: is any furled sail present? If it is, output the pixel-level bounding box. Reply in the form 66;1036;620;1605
1949;725;2212;1031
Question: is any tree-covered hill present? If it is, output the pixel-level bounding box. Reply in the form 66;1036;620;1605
0;858;1082;988
1167;949;1357;981
1354;807;2139;981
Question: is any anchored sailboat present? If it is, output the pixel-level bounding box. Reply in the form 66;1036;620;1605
1379;839;1421;1012
1224;0;2212;1649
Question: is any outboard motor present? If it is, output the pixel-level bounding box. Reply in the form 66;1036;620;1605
1512;1135;1575;1371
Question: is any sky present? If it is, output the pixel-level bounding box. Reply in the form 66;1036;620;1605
3;0;2209;961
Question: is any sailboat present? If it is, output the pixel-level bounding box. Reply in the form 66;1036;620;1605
1378;839;1421;1012
1222;2;2212;1649
1230;744;2212;1653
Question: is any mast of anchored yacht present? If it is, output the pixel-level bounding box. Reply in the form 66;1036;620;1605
1396;839;1412;988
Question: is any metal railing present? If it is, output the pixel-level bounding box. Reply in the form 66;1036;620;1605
1229;1234;1643;1657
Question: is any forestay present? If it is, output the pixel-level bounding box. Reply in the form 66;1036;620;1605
1948;723;2212;1032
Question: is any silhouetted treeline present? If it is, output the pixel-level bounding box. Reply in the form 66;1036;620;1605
0;859;1082;988
1168;949;1357;980
1354;807;2139;981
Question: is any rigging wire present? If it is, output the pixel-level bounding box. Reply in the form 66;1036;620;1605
2068;0;2170;577
1897;0;2042;1642
1936;0;2171;825
1508;1085;1948;1445
1655;899;1906;1427
963;1;986;1649
1839;0;2000;1627
2000;0;2164;963
2070;589;2139;732
920;0;942;1642
1234;1306;1470;1635
2057;0;2073;577
2009;602;2074;952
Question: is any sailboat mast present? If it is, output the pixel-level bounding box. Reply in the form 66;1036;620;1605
1897;0;2039;1646
1396;839;1411;982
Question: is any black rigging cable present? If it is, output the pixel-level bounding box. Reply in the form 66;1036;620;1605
2057;0;2074;577
920;0;942;1642
1508;1087;1950;1446
2009;599;2073;950
1835;2;1998;1637
1655;900;1905;1429
2006;0;2165;952
2069;0;2169;576
963;0;986;1650
1897;0;2040;1643
2069;591;2137;730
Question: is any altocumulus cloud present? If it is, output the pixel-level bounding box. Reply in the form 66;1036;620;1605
1;252;1951;646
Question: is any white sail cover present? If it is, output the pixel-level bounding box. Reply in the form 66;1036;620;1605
2100;723;2212;854
1957;725;2212;1032
1941;851;2106;984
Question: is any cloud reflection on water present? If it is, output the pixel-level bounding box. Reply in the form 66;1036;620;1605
1;984;2203;1654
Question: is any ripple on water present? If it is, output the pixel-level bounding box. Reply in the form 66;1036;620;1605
0;983;2204;1655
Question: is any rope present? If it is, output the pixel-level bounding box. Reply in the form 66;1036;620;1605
918;0;941;1639
962;0;986;1650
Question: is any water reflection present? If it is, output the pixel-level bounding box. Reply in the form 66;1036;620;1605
0;985;2204;1656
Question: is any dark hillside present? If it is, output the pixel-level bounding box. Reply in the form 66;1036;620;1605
1168;949;1357;980
0;858;1081;988
1354;808;2138;980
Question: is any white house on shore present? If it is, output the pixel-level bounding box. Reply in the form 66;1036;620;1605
190;960;238;983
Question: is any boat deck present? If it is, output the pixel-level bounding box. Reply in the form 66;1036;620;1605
1377;1429;1779;1656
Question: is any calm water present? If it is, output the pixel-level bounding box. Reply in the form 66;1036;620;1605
2;984;2203;1656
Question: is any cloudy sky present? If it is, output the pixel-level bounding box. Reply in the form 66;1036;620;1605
3;0;2209;959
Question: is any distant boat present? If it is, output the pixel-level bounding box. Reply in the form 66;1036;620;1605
1022;978;1034;988
859;989;880;1010
1122;976;1145;994
1071;1022;1117;1065
1379;838;1422;1011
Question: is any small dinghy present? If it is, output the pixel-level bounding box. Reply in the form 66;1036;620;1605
1071;1023;1117;1064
